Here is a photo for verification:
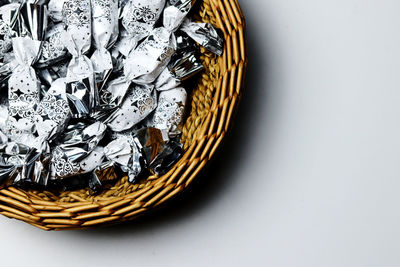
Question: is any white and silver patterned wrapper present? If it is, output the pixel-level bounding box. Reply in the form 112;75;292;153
50;121;107;179
0;3;20;59
106;83;157;132
115;0;164;57
163;0;196;33
181;19;224;56
124;27;176;84
37;22;69;67
62;0;98;117
98;75;131;110
34;78;71;141
104;135;141;183
90;0;119;88
0;142;51;187
48;0;66;22
123;0;198;85
145;87;187;140
155;48;203;91
7;3;47;144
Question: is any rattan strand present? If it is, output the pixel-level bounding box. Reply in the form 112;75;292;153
0;0;247;230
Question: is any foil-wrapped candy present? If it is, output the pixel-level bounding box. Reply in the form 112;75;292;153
181;19;224;56
105;83;157;132
0;142;51;187
34;78;70;140
63;0;97;117
133;127;183;175
7;3;47;144
145;87;187;140
155;47;203;91
0;3;19;59
98;76;131;110
124;27;176;84
163;0;196;33
37;22;68;67
104;135;141;182
116;0;164;57
123;0;198;84
90;0;119;88
50;122;107;179
48;0;65;23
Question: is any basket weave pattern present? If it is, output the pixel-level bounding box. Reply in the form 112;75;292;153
0;0;247;230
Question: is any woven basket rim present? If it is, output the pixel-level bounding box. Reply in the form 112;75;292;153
0;0;248;230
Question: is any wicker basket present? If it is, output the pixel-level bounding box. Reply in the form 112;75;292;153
0;0;247;230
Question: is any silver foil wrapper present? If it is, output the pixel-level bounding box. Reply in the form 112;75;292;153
163;0;195;32
91;0;119;88
106;83;157;132
48;0;66;22
104;135;141;182
37;22;68;67
116;0;164;57
34;78;70;140
181;19;224;56
124;27;176;84
7;3;47;145
155;48;203;91
63;0;97;117
0;3;19;59
50;121;107;179
0;142;51;187
145;87;187;140
98;76;131;110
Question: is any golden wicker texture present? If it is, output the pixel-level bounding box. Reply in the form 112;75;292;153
0;0;247;230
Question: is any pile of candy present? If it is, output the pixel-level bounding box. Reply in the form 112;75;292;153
0;0;223;192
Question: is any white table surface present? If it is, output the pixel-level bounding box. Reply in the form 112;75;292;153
2;1;400;266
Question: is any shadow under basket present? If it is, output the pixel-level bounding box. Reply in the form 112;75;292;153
0;0;247;231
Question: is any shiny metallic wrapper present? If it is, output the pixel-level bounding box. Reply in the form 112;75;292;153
90;0;119;88
37;22;69;67
98;76;131;110
181;19;224;56
106;83;157;132
48;0;66;22
104;135;141;183
63;0;98;117
0;142;51;187
50;121;107;179
163;0;196;32
34;78;71;141
7;3;47;145
116;0;164;57
155;48;203;91
145;87;187;140
0;3;20;59
124;27;176;84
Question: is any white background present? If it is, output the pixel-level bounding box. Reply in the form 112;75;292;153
1;0;400;266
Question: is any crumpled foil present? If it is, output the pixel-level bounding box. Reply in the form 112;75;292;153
133;127;183;175
155;43;203;91
91;0;119;89
115;0;164;57
145;87;187;140
35;78;70;140
105;83;157;132
181;18;224;56
7;3;47;145
63;0;97;117
50;122;107;179
104;135;141;182
37;22;68;67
